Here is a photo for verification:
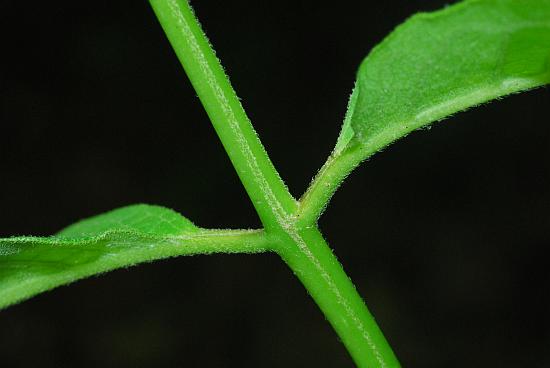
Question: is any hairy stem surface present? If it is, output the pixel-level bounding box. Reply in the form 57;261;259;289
149;0;296;231
149;1;400;366
275;227;400;368
298;147;363;226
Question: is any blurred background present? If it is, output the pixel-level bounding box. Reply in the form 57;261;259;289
1;0;549;366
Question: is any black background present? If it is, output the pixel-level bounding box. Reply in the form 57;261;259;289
1;0;549;367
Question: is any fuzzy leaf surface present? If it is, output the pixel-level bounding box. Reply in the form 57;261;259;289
335;0;550;156
0;204;225;309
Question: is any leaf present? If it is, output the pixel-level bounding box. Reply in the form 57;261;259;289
0;204;201;309
58;203;197;238
0;204;203;309
335;0;550;156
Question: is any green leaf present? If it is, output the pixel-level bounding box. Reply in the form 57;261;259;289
57;203;197;238
335;0;550;156
0;204;268;310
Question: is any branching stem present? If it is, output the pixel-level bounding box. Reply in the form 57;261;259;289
149;1;401;366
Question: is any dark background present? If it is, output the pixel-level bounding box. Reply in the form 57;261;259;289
1;0;549;367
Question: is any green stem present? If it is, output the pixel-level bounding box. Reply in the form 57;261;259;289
298;147;362;226
149;1;400;366
188;228;273;254
275;227;400;368
149;0;297;231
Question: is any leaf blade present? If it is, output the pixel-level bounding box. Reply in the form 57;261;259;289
57;203;197;238
337;0;550;156
300;0;550;226
0;204;267;310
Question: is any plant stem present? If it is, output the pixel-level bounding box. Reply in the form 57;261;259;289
149;1;400;366
298;147;363;226
189;228;273;254
275;227;400;368
149;0;297;231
